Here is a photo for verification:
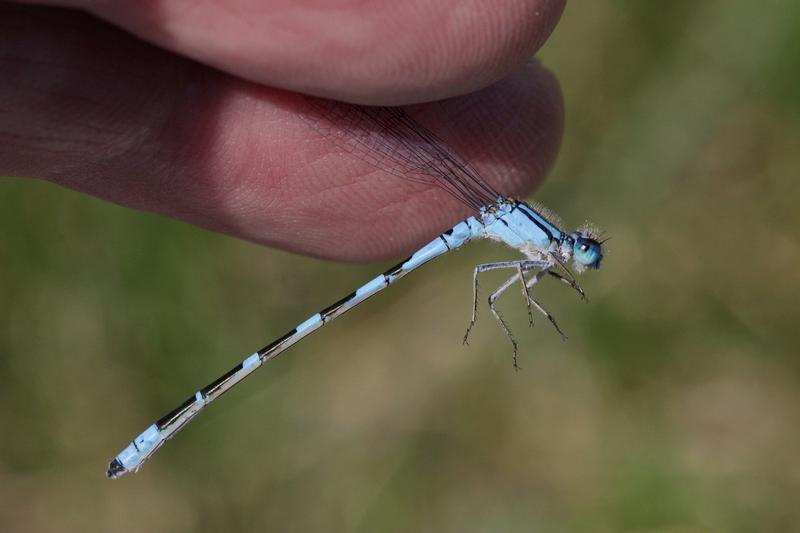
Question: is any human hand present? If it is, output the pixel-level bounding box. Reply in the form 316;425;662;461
1;1;565;261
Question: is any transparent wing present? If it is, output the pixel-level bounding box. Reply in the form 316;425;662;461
300;98;501;212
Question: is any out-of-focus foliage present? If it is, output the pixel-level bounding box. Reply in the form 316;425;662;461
2;1;799;531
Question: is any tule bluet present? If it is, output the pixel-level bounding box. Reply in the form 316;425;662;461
107;99;604;479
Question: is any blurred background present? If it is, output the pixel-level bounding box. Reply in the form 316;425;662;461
2;1;799;531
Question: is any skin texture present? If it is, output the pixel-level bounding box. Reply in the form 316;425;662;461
1;1;565;262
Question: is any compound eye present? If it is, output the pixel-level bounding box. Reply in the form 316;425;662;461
573;237;603;269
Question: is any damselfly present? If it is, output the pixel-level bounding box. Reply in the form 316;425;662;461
107;99;604;478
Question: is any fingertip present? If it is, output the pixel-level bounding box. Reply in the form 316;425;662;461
309;0;568;105
229;61;565;261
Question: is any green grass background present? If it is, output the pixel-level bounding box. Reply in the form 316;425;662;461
2;1;800;531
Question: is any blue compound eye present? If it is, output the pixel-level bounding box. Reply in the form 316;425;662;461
573;237;603;269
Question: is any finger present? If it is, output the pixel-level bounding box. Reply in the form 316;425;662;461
25;0;565;105
1;6;563;262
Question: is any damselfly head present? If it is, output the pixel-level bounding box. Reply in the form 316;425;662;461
569;228;604;272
